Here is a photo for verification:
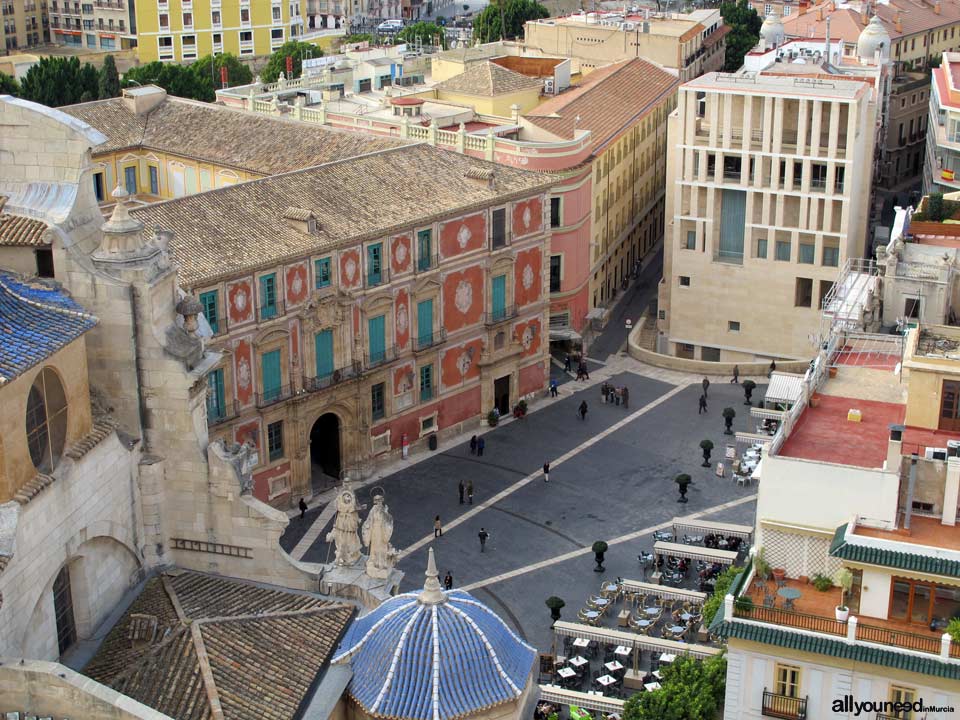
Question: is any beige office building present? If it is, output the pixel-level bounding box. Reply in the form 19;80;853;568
2;0;49;51
658;71;878;361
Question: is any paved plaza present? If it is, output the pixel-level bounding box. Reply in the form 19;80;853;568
282;362;761;653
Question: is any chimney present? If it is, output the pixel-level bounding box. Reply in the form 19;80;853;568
904;454;918;531
860;5;868;24
886;423;905;471
935;0;942;13
895;10;902;32
121;85;167;116
816;5;823;20
464;166;496;189
282;207;319;234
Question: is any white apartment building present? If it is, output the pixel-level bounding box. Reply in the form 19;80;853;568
924;51;960;195
711;325;960;720
657;70;878;361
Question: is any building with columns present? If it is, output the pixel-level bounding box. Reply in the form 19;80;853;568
657;69;879;361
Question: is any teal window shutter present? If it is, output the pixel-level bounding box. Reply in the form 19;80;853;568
260;274;277;319
199;290;219;333
492;274;506;320
417;299;433;347
418;230;432;271
367;244;382;286
206;368;225;420
315;257;331;288
368;315;385;364
420;364;433;402
261;349;282;402
315;329;334;378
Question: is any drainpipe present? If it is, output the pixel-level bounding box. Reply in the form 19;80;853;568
904;454;918;530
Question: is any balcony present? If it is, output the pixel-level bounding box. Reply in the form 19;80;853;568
256;384;293;409
413;328;446;351
366;266;390;288
484;305;517;326
762;690;807;720
258;299;285;323
239;39;254;53
303;362;360;393
365;346;398;370
416;253;438;273
207;399;239;426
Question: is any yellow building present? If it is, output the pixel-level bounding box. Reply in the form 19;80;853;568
134;0;302;63
2;0;48;51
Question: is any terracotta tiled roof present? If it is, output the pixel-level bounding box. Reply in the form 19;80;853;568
131;143;554;286
61;96;404;175
782;0;960;43
83;571;355;720
524;58;679;150
435;61;544;96
0;211;49;246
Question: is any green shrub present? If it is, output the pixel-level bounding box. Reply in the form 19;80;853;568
812;573;833;592
702;566;742;626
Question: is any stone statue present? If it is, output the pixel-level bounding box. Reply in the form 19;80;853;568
362;494;398;579
326;478;362;566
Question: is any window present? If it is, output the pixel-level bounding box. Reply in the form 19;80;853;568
756;237;768;258
420;363;433;402
549;255;562;293
417;229;432;271
315;329;333;377
774;664;800;698
35;248;54;278
199;290;219;333
889;686;916;719
92;171;105;202
904;297;921;319
260;349;282;403
53;565;77;656
683;230;696;250
315;257;331;287
940;380;960;431
123;165;137;194
491;273;507;320
367;243;383;286
267;420;284;461
211;9;220;24
271;27;283;40
763;3;772;13
550;196;561;228
822;244;839;267
26;367;68;473
206;367;225;421
795;277;813;307
259;273;277;319
798;242;815;264
679;276;691;287
416;298;434;347
371;382;385;420
368;314;386;365
782;5;790;14
181;34;196;58
701;346;721;362
889;577;958;625
819;280;834;309
728;321;740;332
182;10;191;25
240;7;249;21
272;4;281;20
491;207;506;249
775;240;791;261
149;165;159;195
213;32;222;46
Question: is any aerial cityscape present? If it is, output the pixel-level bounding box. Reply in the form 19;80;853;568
1;0;960;717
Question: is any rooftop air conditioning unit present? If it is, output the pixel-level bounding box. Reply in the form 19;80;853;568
933;447;949;460
544;78;555;94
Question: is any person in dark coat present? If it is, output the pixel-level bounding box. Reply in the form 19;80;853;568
579;400;588;420
458;479;465;504
469;435;477;455
543;461;550;483
564;354;572;372
466;480;474;504
550;378;559;397
478;528;489;552
444;572;454;590
769;360;776;377
299;497;308;520
434;515;442;538
702;377;710;397
731;365;739;384
477;437;485;456
698;394;708;414
622;386;629;409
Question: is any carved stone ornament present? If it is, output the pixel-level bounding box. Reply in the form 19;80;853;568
302;289;350;332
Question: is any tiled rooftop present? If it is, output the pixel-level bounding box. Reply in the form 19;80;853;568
131;143;554;286
61;94;404;175
0;272;98;386
782;0;960;43
778;393;905;468
853;515;960;552
83;571;354;720
434;61;544;96
0;206;49;246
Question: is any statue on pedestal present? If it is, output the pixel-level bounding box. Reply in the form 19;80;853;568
362;494;398;579
327;477;362;566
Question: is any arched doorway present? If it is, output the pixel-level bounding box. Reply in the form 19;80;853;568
310;413;341;485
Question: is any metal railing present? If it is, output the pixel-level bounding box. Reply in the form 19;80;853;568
258;298;285;322
302;362;360;393
762;690;807;720
256;384;292;409
366;266;390;288
416;253;439;273
484;305;517;325
413;328;446;351
364;346;397;370
736;603;846;637
207;399;239;426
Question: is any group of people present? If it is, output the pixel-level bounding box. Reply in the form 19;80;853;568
563;353;591;381
468;435;485;457
600;381;629;408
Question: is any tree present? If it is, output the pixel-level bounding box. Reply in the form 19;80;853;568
260;40;323;83
99;54;121;99
702;565;741;626
341;32;374;45
192;53;253;90
720;0;762;72
0;71;18;96
124;62;215;102
473;0;549;42
19;56;102;107
397;21;446;48
623;653;727;720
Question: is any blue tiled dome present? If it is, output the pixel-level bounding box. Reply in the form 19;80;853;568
333;550;535;720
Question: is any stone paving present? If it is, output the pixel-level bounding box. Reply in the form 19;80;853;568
282;356;762;653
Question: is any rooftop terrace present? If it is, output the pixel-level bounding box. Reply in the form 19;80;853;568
853;514;960;552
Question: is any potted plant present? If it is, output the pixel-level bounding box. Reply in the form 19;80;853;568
742;379;757;406
722;407;736;435
812;573;833;592
772;567;786;583
947;617;960;642
546;596;565;623
835;568;853;622
675;473;692;503
754;548;771;582
700;439;714;467
592;541;608;573
734;595;754;615
517;399;528;415
487;409;499;427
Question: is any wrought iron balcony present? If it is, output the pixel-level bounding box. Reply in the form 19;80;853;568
762;690;807;720
206;399;239;426
256;384;293;409
484;305;517;326
413;328;446;351
364;346;398;370
302;362;360;392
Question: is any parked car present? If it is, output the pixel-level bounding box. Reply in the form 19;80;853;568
377;19;404;32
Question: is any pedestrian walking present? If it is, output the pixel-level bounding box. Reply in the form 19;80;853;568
564;354;572;372
443;571;453;590
466;480;474;505
579;400;588;421
477;437;485;457
702;376;710;398
458;479;464;505
768;360;777;377
731;365;739;384
478;527;489;552
550;378;559;397
543;461;550;483
299;497;308;520
434;515;442;538
698;394;708;414
581;362;590;380
622;386;629;409
469;435;477;455
615;387;621;406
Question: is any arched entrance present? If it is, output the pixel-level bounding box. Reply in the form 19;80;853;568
310;413;341;485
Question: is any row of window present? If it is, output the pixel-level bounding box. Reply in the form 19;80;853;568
683;232;840;267
677;275;834;310
772;661;918;717
159;4;288;30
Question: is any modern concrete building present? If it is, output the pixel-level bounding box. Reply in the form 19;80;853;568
657;70;879;361
711;325;960;719
2;0;48;51
47;0;134;50
522;9;728;80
